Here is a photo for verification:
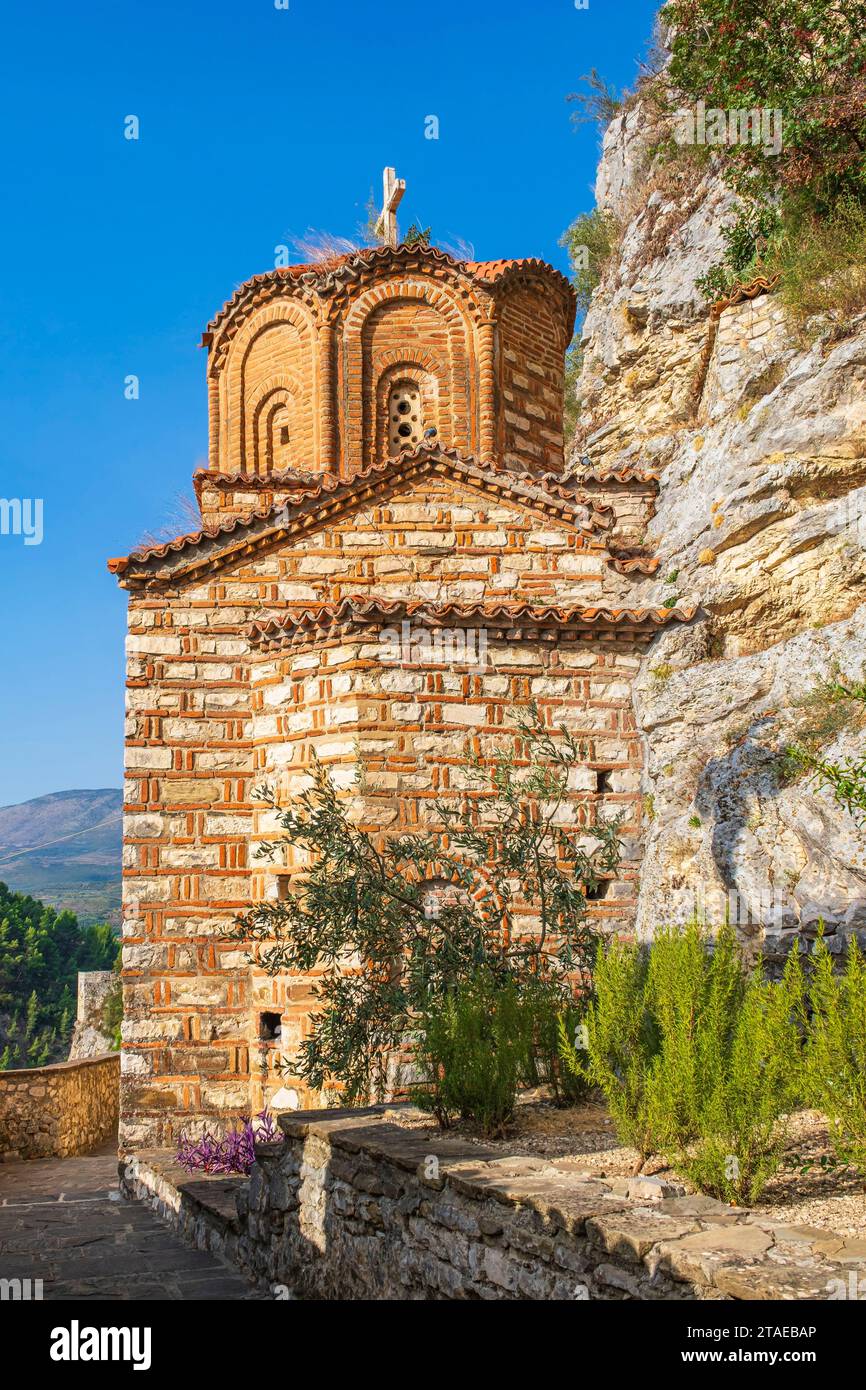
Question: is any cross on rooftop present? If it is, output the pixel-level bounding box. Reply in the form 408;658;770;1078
375;166;405;249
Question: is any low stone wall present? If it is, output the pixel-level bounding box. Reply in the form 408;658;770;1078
0;1053;119;1160
122;1104;866;1300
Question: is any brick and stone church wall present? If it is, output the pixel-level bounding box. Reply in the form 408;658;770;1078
247;622;645;1106
497;285;567;473
119;488;646;1146
121;589;257;1147
114;246;673;1151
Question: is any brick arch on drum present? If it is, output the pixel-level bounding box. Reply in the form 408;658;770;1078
249;370;305;475
339;279;476;475
216;300;317;473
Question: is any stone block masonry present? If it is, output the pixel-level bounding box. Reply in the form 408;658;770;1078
121;1104;866;1301
0;1053;119;1160
113;459;681;1147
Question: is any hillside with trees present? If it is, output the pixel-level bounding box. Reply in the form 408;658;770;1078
0;882;118;1069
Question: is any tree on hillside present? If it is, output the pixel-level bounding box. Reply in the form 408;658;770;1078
0;883;118;1069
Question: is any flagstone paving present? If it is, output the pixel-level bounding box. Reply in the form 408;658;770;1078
0;1144;264;1300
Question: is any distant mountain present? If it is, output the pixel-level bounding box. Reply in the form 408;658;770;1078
0;789;122;927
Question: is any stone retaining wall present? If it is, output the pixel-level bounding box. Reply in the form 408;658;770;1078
0;1053;119;1160
121;1105;866;1300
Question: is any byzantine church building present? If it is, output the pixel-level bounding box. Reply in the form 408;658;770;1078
109;199;690;1146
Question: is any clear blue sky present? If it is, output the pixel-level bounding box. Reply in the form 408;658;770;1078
0;0;658;807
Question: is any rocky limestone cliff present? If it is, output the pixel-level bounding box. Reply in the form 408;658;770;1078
573;99;866;955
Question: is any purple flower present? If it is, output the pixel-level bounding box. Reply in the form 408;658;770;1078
175;1109;283;1175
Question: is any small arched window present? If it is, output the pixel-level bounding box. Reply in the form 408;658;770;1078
253;387;295;476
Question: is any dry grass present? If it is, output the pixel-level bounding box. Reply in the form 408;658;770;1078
773;199;866;338
135;491;203;551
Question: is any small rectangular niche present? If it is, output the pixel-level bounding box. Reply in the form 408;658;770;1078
595;768;614;794
259;1011;282;1042
584;879;611;902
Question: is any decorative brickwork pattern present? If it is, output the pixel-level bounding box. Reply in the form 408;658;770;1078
201;246;575;478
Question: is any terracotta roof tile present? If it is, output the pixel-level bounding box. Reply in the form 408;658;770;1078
191;466;322;504
605;546;663;576
465;257;550;281
248;598;697;649
569;467;661;486
202;245;574;345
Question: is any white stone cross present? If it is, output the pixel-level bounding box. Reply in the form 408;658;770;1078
375;166;406;248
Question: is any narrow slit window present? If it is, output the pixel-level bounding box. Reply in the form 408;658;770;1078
274;875;290;901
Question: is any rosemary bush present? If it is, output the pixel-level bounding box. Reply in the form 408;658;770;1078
571;923;805;1202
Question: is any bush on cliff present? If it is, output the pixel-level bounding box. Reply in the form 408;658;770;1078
662;0;866;322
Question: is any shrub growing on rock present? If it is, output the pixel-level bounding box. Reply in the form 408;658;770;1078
786;672;866;825
662;0;866;324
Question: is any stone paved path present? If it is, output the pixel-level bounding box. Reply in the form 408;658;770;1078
0;1144;263;1300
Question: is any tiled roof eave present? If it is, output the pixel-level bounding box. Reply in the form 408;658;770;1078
192;465;322;504
202;246;576;345
569;467;661;487
107;446;614;586
248;598;698;650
